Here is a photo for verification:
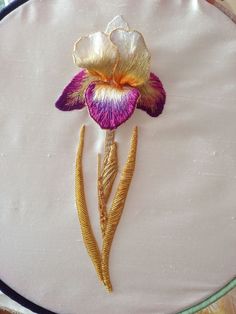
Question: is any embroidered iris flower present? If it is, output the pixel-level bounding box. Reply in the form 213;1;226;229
56;15;166;129
55;16;167;292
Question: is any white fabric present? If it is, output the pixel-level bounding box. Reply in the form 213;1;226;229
0;1;236;313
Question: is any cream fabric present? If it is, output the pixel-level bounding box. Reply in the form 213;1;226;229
0;1;236;313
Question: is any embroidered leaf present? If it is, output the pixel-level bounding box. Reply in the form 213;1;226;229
98;130;118;237
101;127;138;292
75;125;103;282
102;142;118;204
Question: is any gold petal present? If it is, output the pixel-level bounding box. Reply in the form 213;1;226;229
110;29;150;87
105;15;130;34
73;32;118;81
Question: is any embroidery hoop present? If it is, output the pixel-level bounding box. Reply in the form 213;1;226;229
0;1;235;313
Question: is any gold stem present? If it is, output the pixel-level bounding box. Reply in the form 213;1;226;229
102;127;138;292
98;130;118;238
104;130;115;164
75;125;103;282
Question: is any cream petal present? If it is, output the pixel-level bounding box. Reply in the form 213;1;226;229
110;29;150;87
105;15;130;34
73;32;118;81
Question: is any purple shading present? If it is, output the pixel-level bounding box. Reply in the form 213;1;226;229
55;70;88;111
85;82;140;130
137;72;166;117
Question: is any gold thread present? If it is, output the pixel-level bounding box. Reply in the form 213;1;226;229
101;142;118;203
75;126;138;292
75;125;103;282
104;130;115;162
98;152;108;237
101;127;138;292
98;131;118;238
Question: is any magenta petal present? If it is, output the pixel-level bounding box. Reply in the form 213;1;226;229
137;72;166;117
85;82;140;130
55;70;90;111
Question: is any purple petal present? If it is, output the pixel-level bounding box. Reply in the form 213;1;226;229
85;82;140;130
137;72;166;117
55;70;91;111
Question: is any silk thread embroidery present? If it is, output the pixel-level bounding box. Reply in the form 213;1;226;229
76;125;137;292
55;15;166;292
75;125;103;282
101;127;138;292
98;130;118;237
